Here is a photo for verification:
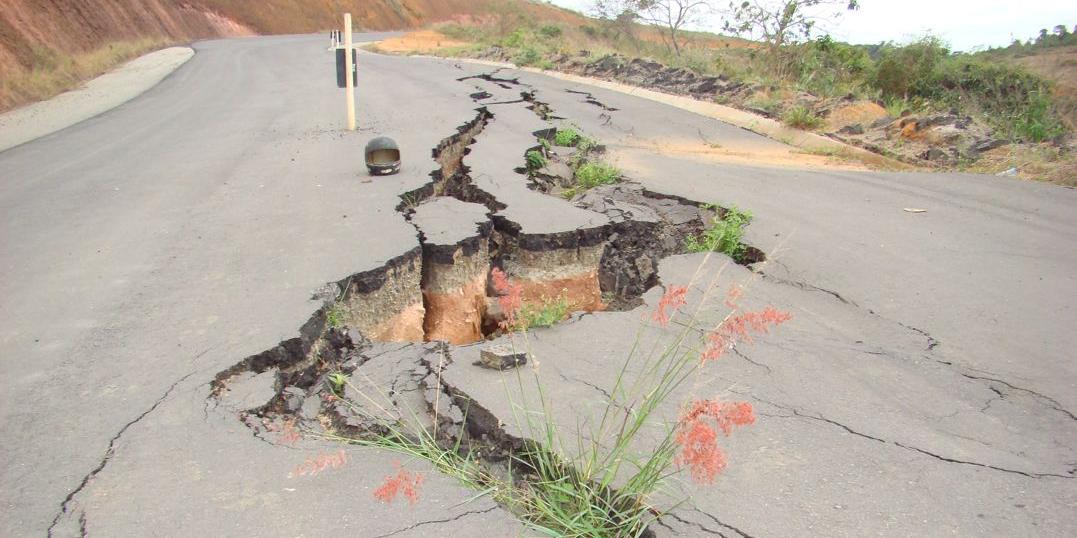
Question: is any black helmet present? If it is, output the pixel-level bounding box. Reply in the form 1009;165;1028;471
365;136;401;175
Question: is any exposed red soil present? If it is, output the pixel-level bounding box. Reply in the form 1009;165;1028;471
0;0;580;75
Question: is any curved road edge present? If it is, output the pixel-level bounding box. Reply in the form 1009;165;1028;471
0;46;195;154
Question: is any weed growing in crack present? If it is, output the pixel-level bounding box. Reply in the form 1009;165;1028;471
685;205;753;262
326;304;345;328
554;127;581;147
327;372;348;397
516;295;571;330
479;264;789;535
576;135;598;154
526;149;547;170
575;161;621;189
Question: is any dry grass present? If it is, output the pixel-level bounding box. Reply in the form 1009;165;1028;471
0;38;171;113
965;143;1077;187
1004;45;1077;131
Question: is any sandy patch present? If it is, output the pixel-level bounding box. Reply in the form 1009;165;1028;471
827;101;888;131
376;31;468;54
612;138;869;172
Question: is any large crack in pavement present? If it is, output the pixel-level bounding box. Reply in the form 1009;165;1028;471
201;70;784;535
200;67;1074;536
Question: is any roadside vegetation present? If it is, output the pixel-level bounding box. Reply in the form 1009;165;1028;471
394;2;1074;184
0;38;170;113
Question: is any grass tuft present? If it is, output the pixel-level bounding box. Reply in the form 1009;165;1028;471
526;149;547;170
516;296;571;330
782;105;824;130
554;127;582;147
685;205;753;262
574;161;620;189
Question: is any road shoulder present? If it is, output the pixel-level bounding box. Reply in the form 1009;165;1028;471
0;46;194;153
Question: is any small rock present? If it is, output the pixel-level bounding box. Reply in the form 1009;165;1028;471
476;345;528;370
838;123;865;135
869;117;895;129
346;328;370;350
920;147;949;162
220;370;279;412
974;138;1008;153
283;386;306;413
310;283;340;304
300;392;322;420
541;160;575;186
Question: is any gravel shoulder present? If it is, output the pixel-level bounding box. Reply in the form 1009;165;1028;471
0;46;194;153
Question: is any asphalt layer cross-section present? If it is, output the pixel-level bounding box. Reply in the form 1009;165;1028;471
1;34;1074;537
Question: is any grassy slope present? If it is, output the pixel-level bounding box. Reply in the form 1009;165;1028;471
994;45;1077;130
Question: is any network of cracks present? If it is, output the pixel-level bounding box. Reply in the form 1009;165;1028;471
210;70;768;536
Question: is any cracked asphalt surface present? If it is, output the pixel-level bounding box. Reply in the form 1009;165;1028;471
1;34;1075;537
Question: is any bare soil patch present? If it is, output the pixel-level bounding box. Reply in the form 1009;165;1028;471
376;31;468;54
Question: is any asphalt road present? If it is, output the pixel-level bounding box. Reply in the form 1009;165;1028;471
1;34;1074;537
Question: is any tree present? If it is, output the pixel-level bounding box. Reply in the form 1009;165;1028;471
592;0;715;56
722;0;860;75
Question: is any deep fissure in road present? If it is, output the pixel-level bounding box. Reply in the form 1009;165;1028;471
209;72;772;535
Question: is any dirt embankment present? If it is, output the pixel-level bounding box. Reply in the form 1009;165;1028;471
0;0;579;112
0;0;577;75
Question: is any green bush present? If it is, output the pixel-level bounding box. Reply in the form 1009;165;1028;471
575;161;620;188
793;36;874;97
539;24;563;39
782;106;823;130
513;47;543;66
934;56;1065;142
685;206;752;262
503;28;530;48
872;37;949;99
1008;91;1066;142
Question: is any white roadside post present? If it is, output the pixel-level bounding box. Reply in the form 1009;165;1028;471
344;14;356;131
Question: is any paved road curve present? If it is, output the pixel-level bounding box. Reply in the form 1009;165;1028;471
1;35;1074;537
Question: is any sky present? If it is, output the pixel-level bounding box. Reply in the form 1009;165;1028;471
547;0;1077;51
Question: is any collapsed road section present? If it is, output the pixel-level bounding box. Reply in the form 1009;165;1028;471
210;70;770;534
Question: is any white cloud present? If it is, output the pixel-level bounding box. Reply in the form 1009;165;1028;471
547;0;1076;50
